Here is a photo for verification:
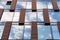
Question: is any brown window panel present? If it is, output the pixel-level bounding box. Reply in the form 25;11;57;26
52;0;59;12
57;22;60;33
31;22;38;40
1;22;12;40
10;0;17;12
19;9;26;25
32;0;37;12
0;9;4;20
43;9;50;25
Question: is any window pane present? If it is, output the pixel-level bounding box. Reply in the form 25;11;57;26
49;11;60;22
24;25;31;40
25;12;37;22
38;25;52;40
0;22;5;39
9;25;24;39
52;25;60;39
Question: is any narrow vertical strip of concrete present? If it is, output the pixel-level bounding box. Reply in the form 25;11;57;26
1;22;12;40
19;9;26;25
43;9;50;25
52;0;59;12
0;9;4;20
32;0;37;12
31;22;38;40
57;22;60;33
10;0;17;12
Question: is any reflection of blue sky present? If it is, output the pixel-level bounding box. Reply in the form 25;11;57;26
25;12;37;22
16;4;23;9
49;12;60;22
0;22;5;39
38;25;52;40
25;12;44;22
37;12;44;22
0;2;6;9
16;2;26;9
0;2;10;9
47;2;53;9
9;25;24;39
57;2;60;9
26;2;32;9
9;25;31;39
37;2;47;9
16;2;32;9
23;0;32;2
52;26;60;39
13;12;20;22
24;25;31;39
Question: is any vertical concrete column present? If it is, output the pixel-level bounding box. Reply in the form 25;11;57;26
31;22;38;40
52;0;59;12
32;0;37;12
10;0;17;12
1;22;12;40
43;9;50;25
0;9;4;20
19;9;26;25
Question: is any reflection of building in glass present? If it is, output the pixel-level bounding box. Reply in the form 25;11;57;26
0;0;60;40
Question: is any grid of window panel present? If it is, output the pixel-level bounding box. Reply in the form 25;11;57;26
0;0;60;40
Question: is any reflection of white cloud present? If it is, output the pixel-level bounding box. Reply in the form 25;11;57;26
57;2;60;9
24;25;31;39
25;25;31;29
40;35;44;39
25;12;44;22
49;12;60;22
38;25;52;39
29;12;36;20
0;2;7;9
25;12;37;22
52;26;60;39
26;2;32;9
13;12;20;22
49;15;57;22
9;25;24;39
37;12;44;21
25;17;29;22
38;25;43;28
0;25;5;39
9;25;31;39
24;31;31;39
48;34;52;39
0;5;4;9
37;2;47;9
49;12;59;22
48;2;53;9
1;12;14;22
17;2;26;9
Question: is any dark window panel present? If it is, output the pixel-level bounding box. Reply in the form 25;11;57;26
6;1;12;5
